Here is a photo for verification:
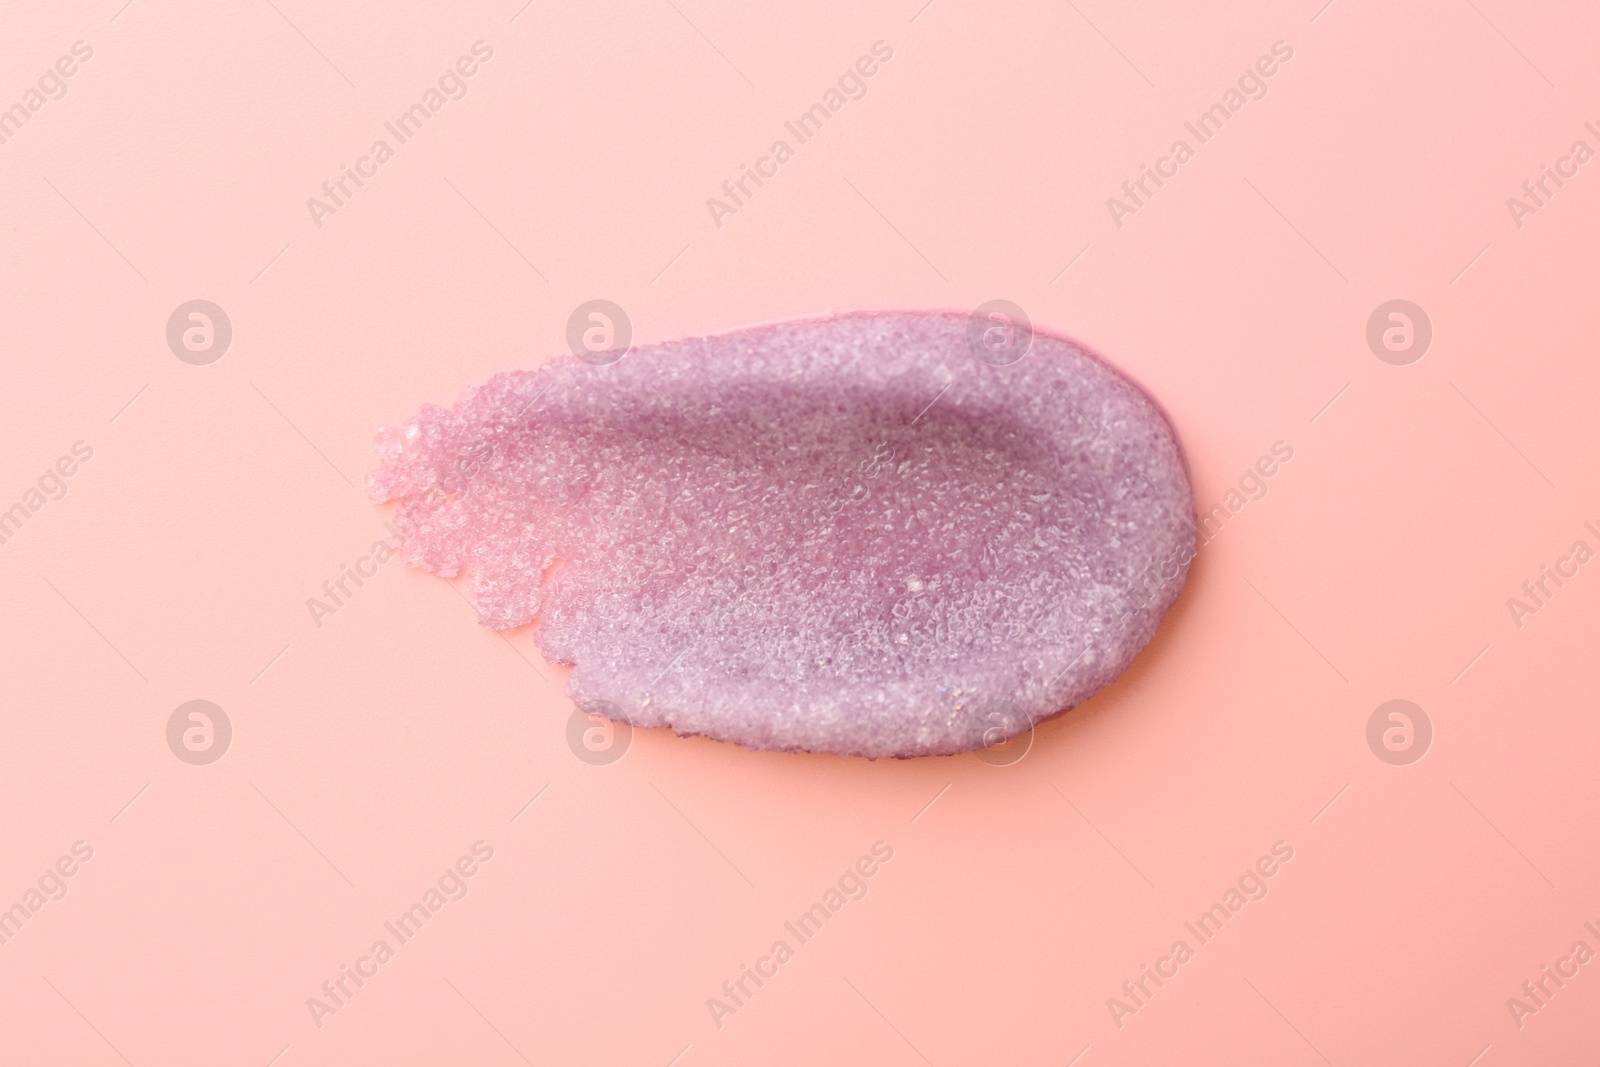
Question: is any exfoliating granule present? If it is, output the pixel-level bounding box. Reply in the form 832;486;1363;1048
370;310;1194;758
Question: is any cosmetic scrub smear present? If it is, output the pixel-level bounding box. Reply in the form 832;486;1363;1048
369;310;1195;759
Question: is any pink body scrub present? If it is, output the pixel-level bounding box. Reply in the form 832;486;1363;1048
370;310;1194;758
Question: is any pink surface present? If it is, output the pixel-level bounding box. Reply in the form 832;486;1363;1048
2;1;1597;1064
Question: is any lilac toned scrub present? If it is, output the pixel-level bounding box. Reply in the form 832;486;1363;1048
370;310;1194;758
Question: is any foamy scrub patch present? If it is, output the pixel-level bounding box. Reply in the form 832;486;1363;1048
370;310;1194;759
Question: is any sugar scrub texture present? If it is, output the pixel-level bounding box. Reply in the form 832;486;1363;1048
369;311;1194;759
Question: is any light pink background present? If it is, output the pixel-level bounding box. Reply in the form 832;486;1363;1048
4;0;1598;1063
